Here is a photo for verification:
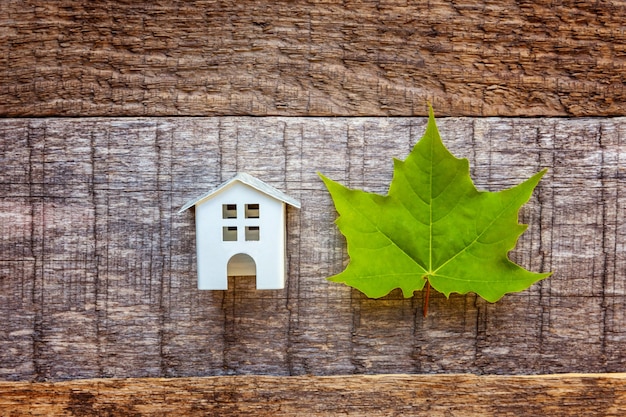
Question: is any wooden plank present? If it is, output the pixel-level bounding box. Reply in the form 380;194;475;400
0;116;624;381
1;374;626;416
2;1;626;117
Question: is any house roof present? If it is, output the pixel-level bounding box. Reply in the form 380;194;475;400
178;173;301;213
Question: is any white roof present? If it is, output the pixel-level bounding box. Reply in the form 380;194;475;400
178;173;301;213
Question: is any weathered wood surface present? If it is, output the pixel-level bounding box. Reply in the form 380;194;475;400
0;116;624;381
1;374;626;416
2;1;626;117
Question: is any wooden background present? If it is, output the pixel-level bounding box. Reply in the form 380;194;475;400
1;0;625;414
2;0;626;118
1;115;624;381
3;374;626;416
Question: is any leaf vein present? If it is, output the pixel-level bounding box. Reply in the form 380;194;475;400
432;188;526;274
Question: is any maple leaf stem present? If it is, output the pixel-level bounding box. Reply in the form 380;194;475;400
423;279;431;317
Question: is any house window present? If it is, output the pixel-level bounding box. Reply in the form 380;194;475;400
245;204;259;218
222;204;237;219
245;226;260;241
223;226;237;241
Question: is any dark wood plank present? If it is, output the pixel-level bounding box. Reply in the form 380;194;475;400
2;374;626;416
0;116;624;380
2;1;626;117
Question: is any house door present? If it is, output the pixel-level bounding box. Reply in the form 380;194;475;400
227;253;256;277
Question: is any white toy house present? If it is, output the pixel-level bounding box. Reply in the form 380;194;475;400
179;173;301;290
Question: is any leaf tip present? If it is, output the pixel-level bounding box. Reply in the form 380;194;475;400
326;275;342;283
318;172;347;196
423;103;441;141
427;101;435;118
318;171;335;189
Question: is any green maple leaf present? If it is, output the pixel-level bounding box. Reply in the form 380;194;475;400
319;106;551;310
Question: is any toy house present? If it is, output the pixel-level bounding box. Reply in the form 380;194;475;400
179;173;301;290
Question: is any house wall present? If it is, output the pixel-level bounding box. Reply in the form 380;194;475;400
194;183;287;290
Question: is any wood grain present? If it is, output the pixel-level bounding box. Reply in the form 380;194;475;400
1;374;626;416
0;116;623;381
2;1;626;117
